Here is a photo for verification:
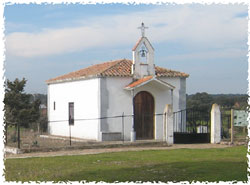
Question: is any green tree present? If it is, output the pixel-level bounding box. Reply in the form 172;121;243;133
187;92;213;112
4;78;41;143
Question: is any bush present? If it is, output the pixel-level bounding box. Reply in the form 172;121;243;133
10;134;17;143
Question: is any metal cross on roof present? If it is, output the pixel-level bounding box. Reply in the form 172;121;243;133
138;22;148;37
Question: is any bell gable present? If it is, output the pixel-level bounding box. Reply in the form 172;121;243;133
132;23;155;79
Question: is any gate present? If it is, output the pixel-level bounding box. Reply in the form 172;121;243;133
173;109;210;144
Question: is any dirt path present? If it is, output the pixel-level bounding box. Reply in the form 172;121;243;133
5;144;231;159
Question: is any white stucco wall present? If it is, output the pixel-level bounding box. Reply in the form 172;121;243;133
100;76;186;141
160;77;187;132
100;77;133;141
160;77;187;112
47;78;100;140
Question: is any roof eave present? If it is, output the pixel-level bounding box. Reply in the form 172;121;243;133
46;74;99;85
124;77;175;91
46;74;133;85
157;74;189;78
132;37;154;51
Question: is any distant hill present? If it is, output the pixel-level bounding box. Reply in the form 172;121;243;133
187;93;248;110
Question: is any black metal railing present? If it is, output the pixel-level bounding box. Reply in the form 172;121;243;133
173;109;210;134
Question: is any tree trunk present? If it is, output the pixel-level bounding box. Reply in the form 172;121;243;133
37;122;40;134
17;123;20;149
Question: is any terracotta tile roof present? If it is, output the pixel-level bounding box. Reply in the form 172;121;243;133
46;59;127;83
125;76;153;89
155;66;189;77
46;59;189;84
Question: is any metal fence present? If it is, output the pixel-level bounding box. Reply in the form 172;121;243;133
173;109;210;134
173;109;211;144
221;109;248;141
5;108;248;151
5;113;166;151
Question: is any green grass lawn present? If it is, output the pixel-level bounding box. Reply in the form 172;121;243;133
5;146;248;182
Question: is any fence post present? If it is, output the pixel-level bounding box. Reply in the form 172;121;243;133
243;126;246;134
164;104;174;145
211;104;221;144
5;123;7;145
69;124;72;146
122;112;124;143
163;112;166;141
231;109;234;144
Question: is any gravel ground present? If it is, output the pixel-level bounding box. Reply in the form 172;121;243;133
5;143;232;159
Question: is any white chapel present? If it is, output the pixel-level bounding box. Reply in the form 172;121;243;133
46;23;189;142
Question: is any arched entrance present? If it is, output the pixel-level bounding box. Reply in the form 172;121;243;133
133;91;155;140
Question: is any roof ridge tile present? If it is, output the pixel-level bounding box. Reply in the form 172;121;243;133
46;59;189;84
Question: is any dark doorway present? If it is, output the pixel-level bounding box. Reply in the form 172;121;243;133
133;91;154;140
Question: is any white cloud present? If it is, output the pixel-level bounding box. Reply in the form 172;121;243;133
5;4;247;58
160;48;247;62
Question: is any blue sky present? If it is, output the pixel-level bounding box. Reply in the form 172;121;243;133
4;3;248;94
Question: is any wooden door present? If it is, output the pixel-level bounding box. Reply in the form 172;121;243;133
133;91;154;139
